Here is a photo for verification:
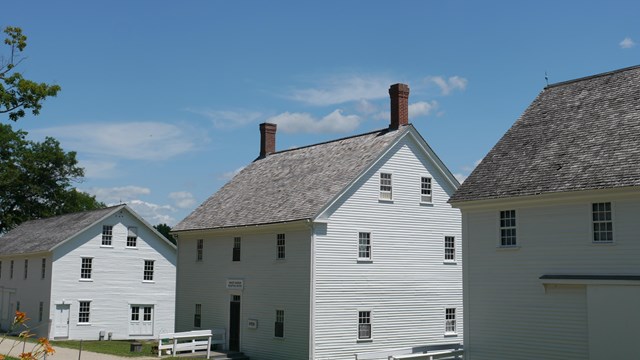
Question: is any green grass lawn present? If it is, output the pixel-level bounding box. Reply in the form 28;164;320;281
52;339;157;357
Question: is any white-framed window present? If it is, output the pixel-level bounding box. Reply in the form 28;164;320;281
445;308;456;334
358;311;372;340
233;237;241;262
78;301;91;323
275;309;284;338
499;210;517;247
131;306;140;321
358;232;371;260
80;257;92;279
445;236;456;261
102;225;113;246
39;301;44;322
10;260;14;279
421;176;433;203
592;202;613;243
127;227;138;247
41;258;46;279
276;234;285;259
143;306;152;321
194;304;202;328
196;239;203;261
24;259;28;279
379;172;393;200
143;260;154;281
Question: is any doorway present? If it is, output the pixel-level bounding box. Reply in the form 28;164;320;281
229;295;241;351
54;304;70;338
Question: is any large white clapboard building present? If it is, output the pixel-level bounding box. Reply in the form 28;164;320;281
172;84;463;359
0;204;176;340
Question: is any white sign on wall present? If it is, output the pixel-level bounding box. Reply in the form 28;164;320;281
248;319;258;329
226;279;244;290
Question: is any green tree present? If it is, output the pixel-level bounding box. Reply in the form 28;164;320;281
0;124;104;233
1;26;61;121
154;223;175;244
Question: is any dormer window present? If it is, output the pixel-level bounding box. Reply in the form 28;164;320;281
379;173;392;200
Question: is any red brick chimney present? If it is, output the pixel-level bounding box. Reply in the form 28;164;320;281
259;122;277;158
389;83;410;129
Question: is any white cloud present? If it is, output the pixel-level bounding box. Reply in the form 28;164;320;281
427;76;468;95
454;173;467;183
169;191;197;209
267;109;360;134
30;122;201;161
620;37;636;49
356;99;378;114
79;159;118;179
126;199;176;225
186;108;262;128
83;185;151;204
218;166;245;181
409;101;439;117
287;75;392;106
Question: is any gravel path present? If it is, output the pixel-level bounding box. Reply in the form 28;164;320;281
0;337;159;360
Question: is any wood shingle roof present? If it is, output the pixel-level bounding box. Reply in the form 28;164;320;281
450;65;640;203
173;126;410;231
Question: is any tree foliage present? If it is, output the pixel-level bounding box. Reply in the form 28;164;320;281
0;124;104;233
154;223;175;244
1;26;61;121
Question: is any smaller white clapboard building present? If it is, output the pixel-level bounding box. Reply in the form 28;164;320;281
0;204;176;340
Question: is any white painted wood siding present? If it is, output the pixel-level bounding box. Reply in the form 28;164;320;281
50;209;176;340
175;224;311;359
461;190;640;360
313;137;462;360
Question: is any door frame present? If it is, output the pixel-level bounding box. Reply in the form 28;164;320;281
54;303;70;339
228;293;241;352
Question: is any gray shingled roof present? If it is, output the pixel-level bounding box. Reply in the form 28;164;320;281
450;65;640;203
173;126;409;231
0;205;122;255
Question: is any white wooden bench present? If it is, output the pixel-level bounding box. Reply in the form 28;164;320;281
157;329;225;359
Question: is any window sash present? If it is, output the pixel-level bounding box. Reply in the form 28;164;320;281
277;234;285;259
24;259;28;279
143;306;152;321
358;311;371;339
131;306;140;321
41;258;46;279
379;173;392;200
445;236;455;261
81;258;92;279
143;260;154;281
358;232;371;260
445;308;456;333
499;210;517;246
194;304;202;327
79;301;91;323
275;310;284;338
233;237;241;261
592;202;613;242
196;239;203;261
102;225;113;246
421;177;432;203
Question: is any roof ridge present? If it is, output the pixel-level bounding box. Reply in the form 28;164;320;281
255;125;407;160
545;64;640;89
22;204;123;224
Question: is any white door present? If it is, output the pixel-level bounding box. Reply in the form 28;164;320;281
54;304;70;338
129;305;154;335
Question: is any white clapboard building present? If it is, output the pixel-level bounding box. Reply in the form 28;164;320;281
450;65;640;359
0;204;176;340
172;84;462;359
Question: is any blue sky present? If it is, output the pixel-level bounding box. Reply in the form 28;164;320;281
3;1;639;225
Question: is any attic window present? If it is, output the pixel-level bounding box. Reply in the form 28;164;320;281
379;173;392;200
127;227;138;247
421;176;433;203
102;225;113;246
592;202;613;243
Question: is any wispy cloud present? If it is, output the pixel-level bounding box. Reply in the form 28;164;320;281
267;109;360;133
409;101;439;117
31;122;202;161
79;160;118;179
454;173;467;183
620;37;636;49
185;108;263;128
287;75;392;106
83;186;178;225
426;76;468;95
169;191;197;209
84;185;151;204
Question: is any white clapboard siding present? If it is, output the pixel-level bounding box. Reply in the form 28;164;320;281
313;136;462;359
461;190;640;359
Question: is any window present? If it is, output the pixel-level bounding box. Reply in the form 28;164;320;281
194;304;202;328
275;310;284;338
39;302;44;322
143;260;154;281
78;301;91;323
277;234;285;259
102;225;113;246
10;260;14;279
41;258;46;279
131;306;140;321
16;301;20;311
499;210;517;246
81;258;92;279
592;202;613;243
445;236;456;261
233;237;241;262
358;311;371;340
0;261;2;279
445;308;456;334
379;173;392;200
24;259;28;279
196;239;203;261
421;176;433;203
127;227;138;247
143;306;152;321
358;232;371;260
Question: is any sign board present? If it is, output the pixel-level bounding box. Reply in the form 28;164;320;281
248;319;258;329
226;279;244;290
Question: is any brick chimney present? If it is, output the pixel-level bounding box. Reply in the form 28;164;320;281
389;83;410;129
259;122;277;158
